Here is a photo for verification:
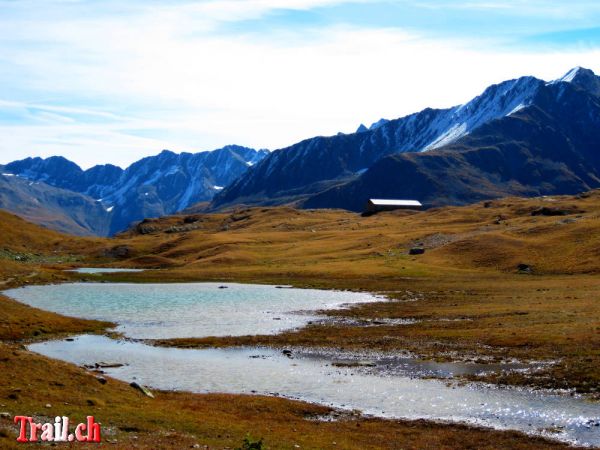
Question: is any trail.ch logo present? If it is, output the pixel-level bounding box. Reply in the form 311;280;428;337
14;416;101;443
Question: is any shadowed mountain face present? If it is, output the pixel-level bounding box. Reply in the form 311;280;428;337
3;146;268;235
212;67;600;211
304;71;600;211
0;174;111;236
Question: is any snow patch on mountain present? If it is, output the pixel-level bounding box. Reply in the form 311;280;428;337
558;66;583;83
6;145;268;235
422;76;543;151
508;103;526;115
424;123;468;150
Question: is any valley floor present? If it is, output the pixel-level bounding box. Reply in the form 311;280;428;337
0;191;599;448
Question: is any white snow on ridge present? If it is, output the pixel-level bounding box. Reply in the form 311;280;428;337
213;185;224;190
2;173;15;177
508;103;526;116
423;123;467;151
420;76;542;152
559;66;582;83
106;206;114;212
547;67;584;86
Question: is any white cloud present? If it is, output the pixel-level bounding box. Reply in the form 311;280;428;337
0;1;599;168
176;0;372;24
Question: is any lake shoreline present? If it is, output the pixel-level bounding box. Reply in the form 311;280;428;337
5;276;600;448
5;267;600;396
27;333;600;447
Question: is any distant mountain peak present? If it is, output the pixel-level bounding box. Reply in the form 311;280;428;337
556;66;600;97
356;119;388;133
158;149;176;157
369;118;389;130
4;145;268;235
559;66;588;82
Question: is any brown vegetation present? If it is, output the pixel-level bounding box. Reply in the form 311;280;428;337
1;191;600;448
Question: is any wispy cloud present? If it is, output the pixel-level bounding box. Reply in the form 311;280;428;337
1;1;599;168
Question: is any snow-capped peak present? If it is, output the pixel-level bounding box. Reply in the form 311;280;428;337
422;76;543;151
560;66;584;83
549;66;600;97
550;66;597;85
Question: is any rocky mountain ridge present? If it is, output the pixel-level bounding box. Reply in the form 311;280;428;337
212;67;600;211
2;146;268;235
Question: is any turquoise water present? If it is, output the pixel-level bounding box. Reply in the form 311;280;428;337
4;282;380;338
7;282;600;446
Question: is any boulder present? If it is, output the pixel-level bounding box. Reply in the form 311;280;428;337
130;382;154;398
103;245;134;259
517;263;533;274
531;207;582;216
95;361;124;369
409;248;425;255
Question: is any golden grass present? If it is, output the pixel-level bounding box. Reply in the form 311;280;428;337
1;192;600;447
0;294;111;341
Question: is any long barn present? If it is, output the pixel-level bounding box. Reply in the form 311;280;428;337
364;199;422;214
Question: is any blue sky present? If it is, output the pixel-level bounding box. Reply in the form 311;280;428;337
1;0;600;168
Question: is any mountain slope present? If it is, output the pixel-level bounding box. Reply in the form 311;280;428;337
304;74;600;210
5;145;268;235
0;173;111;236
213;67;600;211
212;75;545;209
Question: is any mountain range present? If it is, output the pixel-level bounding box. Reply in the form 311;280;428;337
1;146;267;235
212;67;600;211
1;67;599;236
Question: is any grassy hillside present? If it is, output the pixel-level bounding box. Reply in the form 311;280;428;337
0;192;599;448
111;190;600;276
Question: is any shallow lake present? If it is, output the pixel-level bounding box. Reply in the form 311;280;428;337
5;283;600;447
29;335;600;447
4;282;380;338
